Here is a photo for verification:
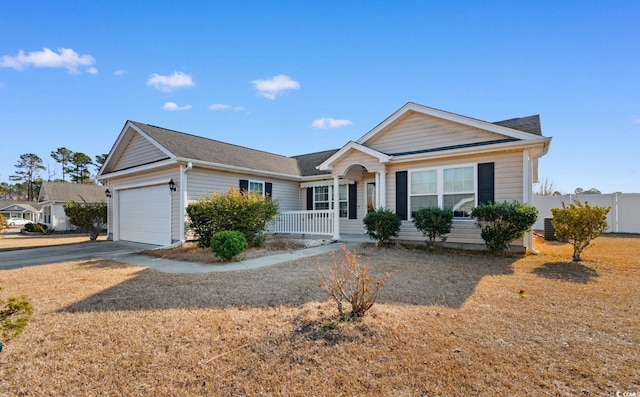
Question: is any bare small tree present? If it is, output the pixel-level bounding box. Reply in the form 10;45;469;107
535;177;561;196
319;246;390;319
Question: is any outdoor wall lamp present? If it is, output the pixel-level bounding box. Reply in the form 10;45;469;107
168;179;177;192
105;189;112;198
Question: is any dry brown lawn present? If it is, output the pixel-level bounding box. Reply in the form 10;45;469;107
0;235;638;396
0;230;106;250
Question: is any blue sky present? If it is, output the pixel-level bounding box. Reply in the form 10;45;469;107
1;1;638;194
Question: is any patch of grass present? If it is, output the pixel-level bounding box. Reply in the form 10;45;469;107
0;235;638;395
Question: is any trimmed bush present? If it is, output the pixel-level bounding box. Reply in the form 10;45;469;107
186;187;279;248
0;214;6;232
24;222;48;233
470;201;538;253
63;201;107;240
551;200;610;261
211;230;248;260
412;207;453;248
363;208;401;245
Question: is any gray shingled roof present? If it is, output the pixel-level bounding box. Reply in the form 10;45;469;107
126;112;541;179
493;115;542;135
130;121;302;176
291;149;339;176
39;182;106;203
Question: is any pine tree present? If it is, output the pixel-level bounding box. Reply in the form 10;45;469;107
9;153;45;200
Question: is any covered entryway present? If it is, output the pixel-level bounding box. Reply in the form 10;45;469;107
118;185;171;245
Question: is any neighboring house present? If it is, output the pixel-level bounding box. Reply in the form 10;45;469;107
37;182;107;231
98;102;551;250
0;202;41;223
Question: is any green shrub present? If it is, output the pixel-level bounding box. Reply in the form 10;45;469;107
211;230;248;260
363;208;401;245
551;200;610;261
319;246;390;319
186;187;279;248
63;201;107;240
0;286;33;341
24;222;48;233
412;207;453;248
470;201;538;253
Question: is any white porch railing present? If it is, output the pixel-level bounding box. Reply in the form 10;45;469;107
268;210;335;236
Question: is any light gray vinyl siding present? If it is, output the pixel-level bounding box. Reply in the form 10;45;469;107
113;133;168;171
366;112;506;155
186;167;300;211
385;151;524;244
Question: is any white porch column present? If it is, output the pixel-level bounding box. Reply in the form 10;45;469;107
332;175;340;240
522;150;537;254
378;170;386;208
375;172;380;209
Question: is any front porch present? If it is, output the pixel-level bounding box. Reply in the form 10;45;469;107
268;210;372;244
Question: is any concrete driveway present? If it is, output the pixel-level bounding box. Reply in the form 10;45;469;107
0;240;158;270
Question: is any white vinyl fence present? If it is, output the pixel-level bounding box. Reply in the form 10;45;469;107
533;193;640;234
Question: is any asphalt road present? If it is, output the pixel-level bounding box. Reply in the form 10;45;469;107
0;240;158;270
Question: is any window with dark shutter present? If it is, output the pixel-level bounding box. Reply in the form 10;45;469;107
396;171;408;220
306;187;313;210
239;179;248;192
477;163;495;205
348;182;357;219
265;182;273;198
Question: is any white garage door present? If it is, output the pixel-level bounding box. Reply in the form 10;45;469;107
119;185;171;245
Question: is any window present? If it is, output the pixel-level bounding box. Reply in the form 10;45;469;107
313;185;349;218
410;170;437;217
314;186;330;210
409;165;476;218
443;166;475;217
249;180;264;196
338;185;348;218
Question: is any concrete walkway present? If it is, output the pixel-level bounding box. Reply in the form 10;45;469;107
118;234;373;274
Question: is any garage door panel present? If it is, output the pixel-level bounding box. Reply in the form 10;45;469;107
119;186;171;245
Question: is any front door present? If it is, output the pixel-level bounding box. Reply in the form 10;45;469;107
366;181;376;213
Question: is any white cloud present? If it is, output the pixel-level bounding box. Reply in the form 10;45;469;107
0;47;96;74
147;71;195;92
632;116;640;125
86;67;98;74
114;69;127;76
209;103;245;111
162;102;192;111
251;74;300;100
311;118;353;129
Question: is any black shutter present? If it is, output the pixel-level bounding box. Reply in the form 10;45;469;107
265;182;273;198
239;179;248;192
348;182;357;219
396;171;408;220
306;187;314;210
477;163;495;204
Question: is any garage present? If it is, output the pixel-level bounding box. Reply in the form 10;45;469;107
118;185;171;246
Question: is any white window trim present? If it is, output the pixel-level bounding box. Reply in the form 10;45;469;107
408;163;477;219
313;184;349;218
248;180;265;196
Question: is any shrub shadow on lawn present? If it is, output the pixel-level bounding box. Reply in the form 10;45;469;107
60;248;517;313
532;261;599;284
